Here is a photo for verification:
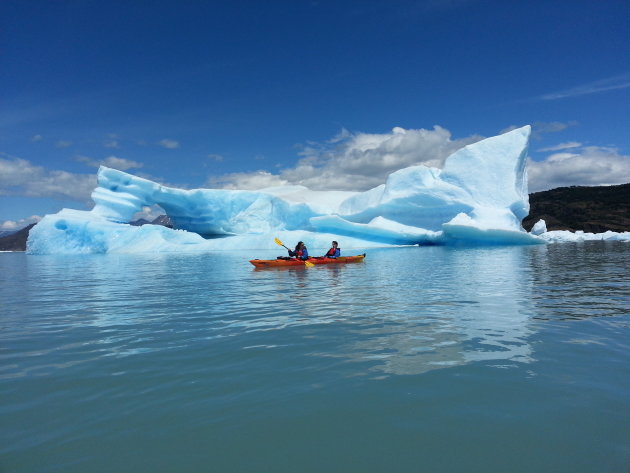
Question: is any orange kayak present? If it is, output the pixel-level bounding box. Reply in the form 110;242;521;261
250;254;366;268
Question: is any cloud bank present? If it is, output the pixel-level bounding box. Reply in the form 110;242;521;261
0;155;95;201
208;126;483;191
206;125;629;193
528;145;630;192
0;215;42;231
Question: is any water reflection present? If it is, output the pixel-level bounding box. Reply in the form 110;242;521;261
525;242;629;320
337;246;538;375
13;248;538;375
3;243;628;380
240;247;539;376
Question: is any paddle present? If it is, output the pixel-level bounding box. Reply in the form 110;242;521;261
274;237;314;267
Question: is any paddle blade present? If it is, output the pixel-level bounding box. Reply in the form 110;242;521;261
274;237;284;247
304;260;314;268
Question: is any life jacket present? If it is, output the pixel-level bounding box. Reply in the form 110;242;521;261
295;249;305;258
325;247;340;257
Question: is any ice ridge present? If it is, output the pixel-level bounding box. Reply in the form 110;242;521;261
31;125;610;254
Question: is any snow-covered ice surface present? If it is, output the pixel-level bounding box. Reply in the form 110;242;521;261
526;218;628;242
538;229;630;243
26;126;628;254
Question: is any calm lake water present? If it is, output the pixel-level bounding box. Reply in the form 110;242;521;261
1;243;629;473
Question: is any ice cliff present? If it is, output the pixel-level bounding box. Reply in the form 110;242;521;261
28;125;562;254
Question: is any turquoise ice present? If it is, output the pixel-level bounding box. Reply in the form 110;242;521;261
26;126;628;254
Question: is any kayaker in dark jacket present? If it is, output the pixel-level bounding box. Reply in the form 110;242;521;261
324;241;340;258
288;241;309;260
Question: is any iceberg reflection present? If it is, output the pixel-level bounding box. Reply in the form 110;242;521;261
329;247;538;375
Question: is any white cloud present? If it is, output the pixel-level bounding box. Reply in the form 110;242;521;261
158;139;180;149
537;141;582;152
532;121;578;136
76;155;143;171
0;154;96;201
31;134;43;142
528;146;630;192
501;121;578;140
537;73;630;101
0;215;42;231
207;154;224;162
0;156;39;189
55;140;73;148
208;171;288;190
101;156;142;170
104;140;120;149
208;126;482;191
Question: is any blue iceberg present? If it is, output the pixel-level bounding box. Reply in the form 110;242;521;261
28;126;555;254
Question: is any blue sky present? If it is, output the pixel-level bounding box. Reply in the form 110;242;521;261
1;0;629;228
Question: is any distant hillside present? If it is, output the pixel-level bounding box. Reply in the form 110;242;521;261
2;185;628;251
151;215;173;227
0;223;36;251
522;183;630;233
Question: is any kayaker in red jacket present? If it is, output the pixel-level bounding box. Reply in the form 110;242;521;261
324;241;340;258
288;241;309;260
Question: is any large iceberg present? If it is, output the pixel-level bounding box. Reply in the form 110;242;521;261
28;125;565;254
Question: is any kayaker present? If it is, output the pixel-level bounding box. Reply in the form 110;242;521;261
324;241;340;258
288;241;309;260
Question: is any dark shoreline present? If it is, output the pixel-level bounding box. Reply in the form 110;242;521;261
522;183;629;233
